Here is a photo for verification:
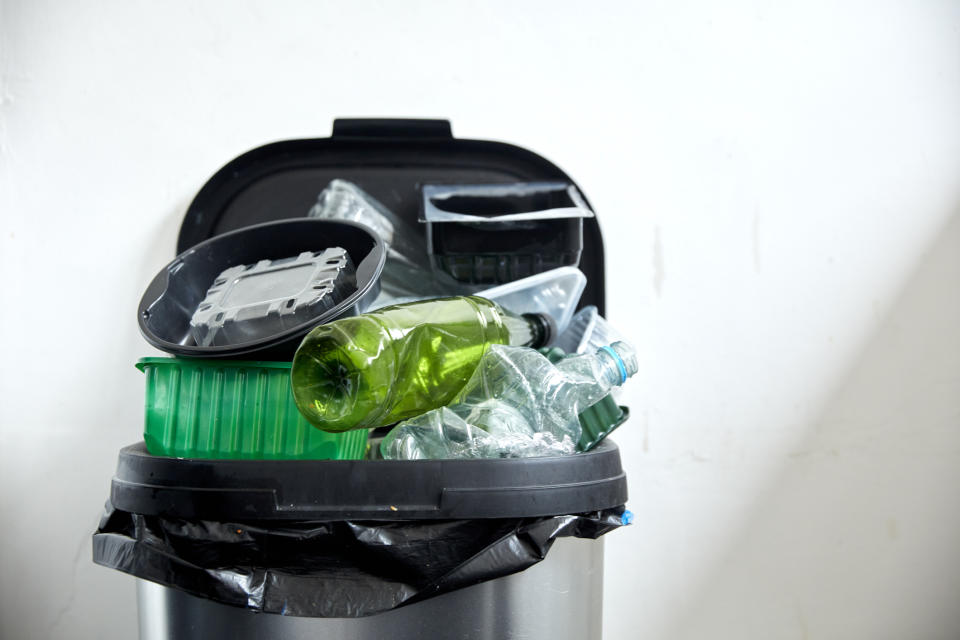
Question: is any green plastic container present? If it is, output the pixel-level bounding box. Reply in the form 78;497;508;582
137;358;369;460
539;347;630;452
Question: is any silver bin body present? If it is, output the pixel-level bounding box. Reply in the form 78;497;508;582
137;537;603;640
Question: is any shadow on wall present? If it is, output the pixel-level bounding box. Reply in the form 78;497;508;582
668;210;960;640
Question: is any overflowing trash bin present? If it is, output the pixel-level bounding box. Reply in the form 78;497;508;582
93;118;636;640
97;440;628;638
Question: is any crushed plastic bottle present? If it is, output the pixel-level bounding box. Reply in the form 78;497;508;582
291;296;556;432
379;341;638;459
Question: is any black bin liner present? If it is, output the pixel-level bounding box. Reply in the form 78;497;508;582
93;441;629;617
93;505;625;617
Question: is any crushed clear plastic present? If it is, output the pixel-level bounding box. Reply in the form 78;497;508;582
554;305;626;354
309;179;454;303
310;181;396;251
380;340;638;460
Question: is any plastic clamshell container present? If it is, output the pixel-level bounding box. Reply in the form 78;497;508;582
137;358;368;460
476;267;587;337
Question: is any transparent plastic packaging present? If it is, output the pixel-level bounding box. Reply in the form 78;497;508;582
380;341;638;460
554;305;626;355
189;248;355;347
291;296;554;432
476;267;586;338
309;179;452;302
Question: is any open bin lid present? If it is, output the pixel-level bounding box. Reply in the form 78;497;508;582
109;440;628;521
176;118;607;314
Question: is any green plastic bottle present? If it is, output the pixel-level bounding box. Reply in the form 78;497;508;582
291;296;554;432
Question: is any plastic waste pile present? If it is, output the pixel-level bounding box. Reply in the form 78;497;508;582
100;140;637;626
379;341;637;459
132;177;636;460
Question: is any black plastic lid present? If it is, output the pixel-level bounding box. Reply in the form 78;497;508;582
176;118;606;315
109;440;628;521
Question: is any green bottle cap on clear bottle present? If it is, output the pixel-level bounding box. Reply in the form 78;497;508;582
291;296;555;432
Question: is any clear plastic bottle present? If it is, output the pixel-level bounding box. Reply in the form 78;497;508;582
291;296;555;432
379;341;638;460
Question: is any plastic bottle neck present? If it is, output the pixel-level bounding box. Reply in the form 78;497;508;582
501;310;555;348
595;341;638;387
522;313;555;348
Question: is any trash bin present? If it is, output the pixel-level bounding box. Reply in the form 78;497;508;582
93;119;631;639
95;439;628;639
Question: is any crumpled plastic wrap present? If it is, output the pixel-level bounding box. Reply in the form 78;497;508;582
92;503;626;618
380;343;635;459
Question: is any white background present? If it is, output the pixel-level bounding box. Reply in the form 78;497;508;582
2;1;960;638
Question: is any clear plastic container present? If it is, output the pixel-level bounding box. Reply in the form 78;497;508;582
554;305;626;355
475;267;586;338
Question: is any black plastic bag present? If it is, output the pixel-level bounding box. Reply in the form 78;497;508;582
92;503;625;618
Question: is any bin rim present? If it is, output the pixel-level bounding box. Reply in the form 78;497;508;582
109;439;628;520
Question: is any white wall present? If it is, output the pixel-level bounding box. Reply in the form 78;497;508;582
2;1;959;638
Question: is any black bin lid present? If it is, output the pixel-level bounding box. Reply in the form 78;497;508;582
110;440;628;520
177;118;606;314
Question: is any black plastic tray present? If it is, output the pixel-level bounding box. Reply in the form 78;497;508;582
109;440;628;520
138;218;385;360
